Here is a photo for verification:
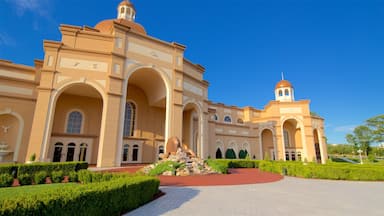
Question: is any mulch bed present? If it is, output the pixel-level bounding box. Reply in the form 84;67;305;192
105;167;283;187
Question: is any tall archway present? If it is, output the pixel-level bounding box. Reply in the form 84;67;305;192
182;103;202;157
282;119;303;161
261;129;274;160
0;112;22;162
123;67;168;163
49;83;103;164
313;129;322;163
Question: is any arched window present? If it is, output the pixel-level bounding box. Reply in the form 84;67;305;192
124;102;136;137
66;143;76;162
120;7;125;14
224;116;232;123
279;90;283;96
225;148;236;159
132;144;139;161
66;111;83;134
285;89;289;96
291;151;296;161
237;118;244;124
53;143;63;162
216;148;223;159
213;114;218;121
285;151;290;161
122;144;129;162
79;143;88;161
283;130;290;147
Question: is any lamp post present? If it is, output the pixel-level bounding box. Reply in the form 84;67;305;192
357;149;363;164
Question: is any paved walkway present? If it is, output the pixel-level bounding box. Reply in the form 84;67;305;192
126;177;384;216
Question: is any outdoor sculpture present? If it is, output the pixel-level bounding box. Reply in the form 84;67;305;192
143;136;217;176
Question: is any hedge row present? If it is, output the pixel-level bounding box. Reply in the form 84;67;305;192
0;162;88;178
208;159;260;169
0;175;160;215
259;161;384;181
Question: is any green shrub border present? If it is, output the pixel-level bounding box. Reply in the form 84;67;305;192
258;161;384;181
0;162;88;178
0;175;160;216
209;159;260;169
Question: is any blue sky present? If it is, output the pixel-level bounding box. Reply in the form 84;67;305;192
0;0;383;144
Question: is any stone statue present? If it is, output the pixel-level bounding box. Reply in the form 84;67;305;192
165;136;196;158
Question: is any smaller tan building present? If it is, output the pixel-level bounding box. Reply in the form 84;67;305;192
0;0;327;167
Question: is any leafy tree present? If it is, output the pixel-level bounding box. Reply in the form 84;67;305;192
345;134;358;154
366;114;384;143
353;125;373;156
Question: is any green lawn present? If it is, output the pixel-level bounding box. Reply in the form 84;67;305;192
0;183;79;200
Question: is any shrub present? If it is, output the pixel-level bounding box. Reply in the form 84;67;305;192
68;171;78;182
225;149;236;159
51;170;64;183
18;174;32;186
29;153;36;162
148;161;182;176
78;170;93;184
34;171;48;184
208;159;260;169
0;176;160;215
0;173;14;188
17;162;88;178
206;159;228;174
258;161;384;181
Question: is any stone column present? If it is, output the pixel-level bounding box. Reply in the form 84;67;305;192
97;94;123;167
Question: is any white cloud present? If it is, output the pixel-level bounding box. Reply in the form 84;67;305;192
333;125;357;133
6;0;51;17
0;33;16;47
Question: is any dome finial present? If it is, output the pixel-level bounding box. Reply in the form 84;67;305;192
281;71;285;80
118;0;136;21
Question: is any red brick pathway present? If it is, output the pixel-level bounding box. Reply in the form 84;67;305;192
105;167;283;186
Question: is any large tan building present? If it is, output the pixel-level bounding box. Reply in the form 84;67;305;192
0;0;327;167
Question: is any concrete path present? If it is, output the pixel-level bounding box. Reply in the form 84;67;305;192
126;177;384;216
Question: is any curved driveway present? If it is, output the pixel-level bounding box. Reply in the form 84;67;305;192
127;177;384;216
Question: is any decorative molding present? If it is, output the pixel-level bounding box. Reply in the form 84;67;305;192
215;128;224;133
59;57;108;72
280;107;302;114
0;84;33;96
224;109;231;114
127;42;173;63
56;75;71;84
183;81;203;96
0;69;34;81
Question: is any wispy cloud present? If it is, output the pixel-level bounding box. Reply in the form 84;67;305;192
0;33;16;47
6;0;51;18
333;125;357;133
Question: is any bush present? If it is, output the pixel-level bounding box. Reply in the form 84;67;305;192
0;176;160;215
18;174;32;186
78;170;93;184
206;159;228;174
34;171;48;184
0;164;17;176
17;162;88;177
148;161;183;176
68;171;78;182
225;149;236;159
258;161;384;181
0;173;14;188
51;170;64;183
208;159;260;169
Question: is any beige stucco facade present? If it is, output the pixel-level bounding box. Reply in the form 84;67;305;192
0;1;327;167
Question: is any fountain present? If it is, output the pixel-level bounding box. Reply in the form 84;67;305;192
0;141;12;162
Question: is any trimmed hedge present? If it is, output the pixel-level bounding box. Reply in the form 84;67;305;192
259;161;384;181
206;159;228;174
209;159;260;169
0;174;13;188
148;161;184;176
17;162;88;177
0;175;160;215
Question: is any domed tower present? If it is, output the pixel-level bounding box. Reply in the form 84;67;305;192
95;0;146;35
118;0;136;21
275;79;295;102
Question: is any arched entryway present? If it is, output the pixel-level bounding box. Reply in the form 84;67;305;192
261;129;275;160
49;83;103;164
122;67;168;163
282;119;303;161
313;129;322;163
182;103;201;157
